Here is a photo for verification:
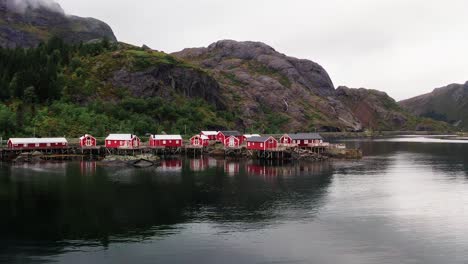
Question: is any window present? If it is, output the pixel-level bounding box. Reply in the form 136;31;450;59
248;142;250;146
120;141;124;146
305;140;308;144
163;140;166;144
47;143;51;147
176;140;179;144
23;144;27;147
260;143;264;147
35;143;39;147
169;140;172;143
114;141;117;144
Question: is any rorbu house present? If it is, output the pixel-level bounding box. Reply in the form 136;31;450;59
105;134;140;149
149;135;183;148
7;138;68;150
280;133;324;148
246;136;278;151
190;135;209;147
200;131;218;141
217;131;243;144
79;134;97;148
223;135;241;148
243;134;261;142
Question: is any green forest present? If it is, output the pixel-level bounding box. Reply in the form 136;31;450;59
0;38;232;138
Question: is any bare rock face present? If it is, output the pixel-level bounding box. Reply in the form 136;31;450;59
0;0;117;48
174;40;362;132
110;64;226;110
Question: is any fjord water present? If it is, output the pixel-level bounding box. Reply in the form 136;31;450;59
1;138;468;264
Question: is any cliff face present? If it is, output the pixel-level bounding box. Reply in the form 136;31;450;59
399;82;468;129
0;0;116;48
173;40;362;132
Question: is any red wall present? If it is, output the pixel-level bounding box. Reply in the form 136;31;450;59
105;138;140;149
247;138;278;150
280;136;292;144
223;136;240;148
150;138;183;147
201;133;217;140
8;141;68;150
190;136;209;146
80;136;96;147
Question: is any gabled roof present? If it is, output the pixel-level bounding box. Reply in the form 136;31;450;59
247;136;276;143
201;131;219;136
9;138;68;144
79;134;95;140
192;135;209;140
219;131;241;136
286;133;323;140
106;134;137;140
151;135;183;140
244;134;261;138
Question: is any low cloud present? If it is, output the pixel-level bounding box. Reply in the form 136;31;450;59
5;0;64;14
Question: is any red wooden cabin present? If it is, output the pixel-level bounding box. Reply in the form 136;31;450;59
190;135;209;147
200;131;219;141
105;134;140;149
7;138;68;150
247;136;278;151
216;131;243;144
79;134;97;147
224;135;241;148
149;135;183;148
280;133;323;147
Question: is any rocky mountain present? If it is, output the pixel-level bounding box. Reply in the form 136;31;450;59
399;82;468;129
173;40;362;132
173;40;447;132
0;0;116;48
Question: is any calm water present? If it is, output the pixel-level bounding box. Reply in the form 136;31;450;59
1;137;468;264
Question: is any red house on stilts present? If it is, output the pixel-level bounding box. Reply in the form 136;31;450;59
79;134;97;148
246;136;278;151
216;131;243;144
190;135;209;147
7;138;68;150
105;134;140;149
280;133;323;148
223;135;241;148
149;135;183;148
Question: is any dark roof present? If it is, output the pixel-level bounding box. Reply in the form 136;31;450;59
219;131;241;136
287;133;323;140
247;136;276;143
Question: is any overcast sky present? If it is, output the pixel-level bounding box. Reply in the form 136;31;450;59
56;0;468;100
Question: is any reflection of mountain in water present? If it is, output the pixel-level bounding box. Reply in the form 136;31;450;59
0;159;334;255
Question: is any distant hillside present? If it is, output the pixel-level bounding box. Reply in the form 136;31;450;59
399;82;468;129
336;86;448;131
0;0;116;48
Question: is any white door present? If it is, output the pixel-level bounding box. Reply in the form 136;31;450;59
229;137;235;147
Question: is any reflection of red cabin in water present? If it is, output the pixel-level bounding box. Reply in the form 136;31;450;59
149;135;183;148
224;161;240;175
80;161;96;175
247;164;279;177
79;134;97;147
224;135;241;148
190;135;209;147
280;133;323;147
247;136;278;151
159;159;183;171
7;138;68;150
190;158;209;171
105;134;140;149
